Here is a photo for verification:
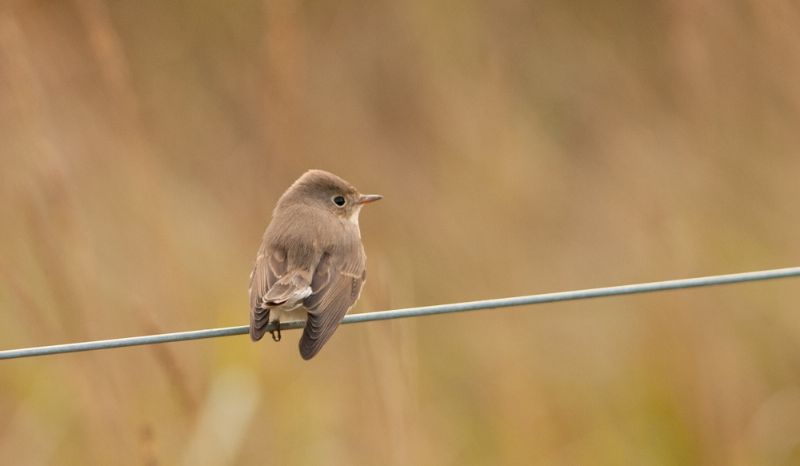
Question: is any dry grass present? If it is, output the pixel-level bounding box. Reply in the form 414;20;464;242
2;0;800;464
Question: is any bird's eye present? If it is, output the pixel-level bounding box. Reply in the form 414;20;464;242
332;195;346;207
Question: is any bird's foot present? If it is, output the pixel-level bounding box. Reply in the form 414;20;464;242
270;322;282;342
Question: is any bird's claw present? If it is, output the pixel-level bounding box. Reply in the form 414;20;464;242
270;323;282;342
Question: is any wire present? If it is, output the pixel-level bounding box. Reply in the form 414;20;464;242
2;266;799;360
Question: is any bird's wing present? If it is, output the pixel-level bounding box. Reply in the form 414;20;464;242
263;270;313;306
249;246;288;341
299;249;366;360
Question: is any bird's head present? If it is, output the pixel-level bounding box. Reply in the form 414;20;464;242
285;169;382;224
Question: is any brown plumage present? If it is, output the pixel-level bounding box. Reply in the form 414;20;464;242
249;170;382;359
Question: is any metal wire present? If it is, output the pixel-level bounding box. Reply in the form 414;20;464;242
2;266;799;360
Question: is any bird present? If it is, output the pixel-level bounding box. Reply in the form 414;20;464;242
248;169;382;359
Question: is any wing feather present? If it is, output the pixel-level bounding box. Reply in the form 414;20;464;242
299;248;366;359
248;247;287;341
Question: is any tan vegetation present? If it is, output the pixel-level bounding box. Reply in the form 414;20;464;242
2;1;800;464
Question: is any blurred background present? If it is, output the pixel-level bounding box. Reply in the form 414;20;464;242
2;0;800;464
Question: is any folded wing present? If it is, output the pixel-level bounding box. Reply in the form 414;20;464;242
299;250;366;360
249;247;288;341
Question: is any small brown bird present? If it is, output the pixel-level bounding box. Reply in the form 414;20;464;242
249;170;382;359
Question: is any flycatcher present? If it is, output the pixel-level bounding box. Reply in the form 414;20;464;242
249;169;382;359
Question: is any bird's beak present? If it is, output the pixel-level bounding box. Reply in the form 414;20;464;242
356;194;383;205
